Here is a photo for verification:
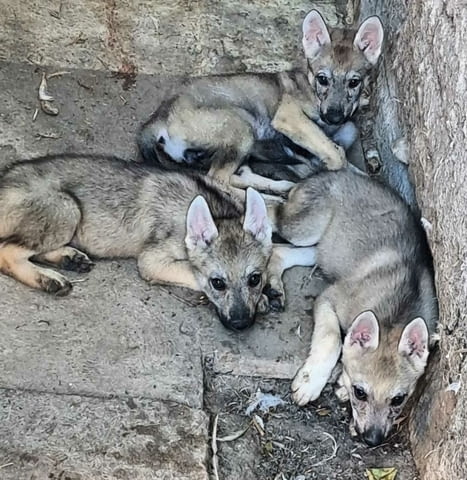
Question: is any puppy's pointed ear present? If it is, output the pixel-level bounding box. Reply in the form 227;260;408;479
354;16;384;65
243;188;272;245
398;317;430;370
302;10;331;60
344;311;380;351
185;196;218;250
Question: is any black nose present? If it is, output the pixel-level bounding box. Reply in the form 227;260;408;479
362;427;385;447
218;315;255;331
217;305;255;331
322;108;345;125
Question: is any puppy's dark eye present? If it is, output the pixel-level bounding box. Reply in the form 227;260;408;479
390;394;407;407
316;75;330;87
248;273;261;287
157;136;165;145
348;78;361;89
210;278;226;291
353;385;368;401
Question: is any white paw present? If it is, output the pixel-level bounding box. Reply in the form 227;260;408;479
291;365;327;406
237;165;252;178
275;180;296;192
334;384;349;403
325;144;346;170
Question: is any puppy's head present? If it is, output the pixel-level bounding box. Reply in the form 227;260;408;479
185;188;272;331
302;10;384;125
341;311;430;446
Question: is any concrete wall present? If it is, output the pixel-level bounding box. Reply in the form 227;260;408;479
0;0;354;76
360;1;467;477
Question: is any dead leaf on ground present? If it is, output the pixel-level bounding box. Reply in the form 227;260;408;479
366;467;397;480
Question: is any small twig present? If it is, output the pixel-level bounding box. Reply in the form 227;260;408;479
35;132;60;139
66;32;87;46
211;414;220;480
158;286;203;307
70;277;89;284
47;71;70;79
0;463;13;469
77;79;93;91
251;415;265;436
49;0;63;19
309;432;338;467
32;108;39;121
96;56;110;69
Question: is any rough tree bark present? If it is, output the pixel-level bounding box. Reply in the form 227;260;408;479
360;1;467;478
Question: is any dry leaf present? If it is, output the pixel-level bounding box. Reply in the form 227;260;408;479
366;467;397;480
217;424;250;442
263;440;274;455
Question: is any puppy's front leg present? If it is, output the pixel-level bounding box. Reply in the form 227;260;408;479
265;245;316;311
137;248;200;290
292;295;342;405
272;95;346;170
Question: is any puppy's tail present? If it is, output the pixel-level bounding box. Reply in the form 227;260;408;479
137;98;177;164
137;119;160;164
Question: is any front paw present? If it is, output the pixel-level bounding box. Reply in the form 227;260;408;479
324;144;346;171
257;293;270;314
334;384;349;403
263;279;285;312
291;365;326;406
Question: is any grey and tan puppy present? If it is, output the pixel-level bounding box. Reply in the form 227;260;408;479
137;10;384;191
267;169;438;445
0;155;273;331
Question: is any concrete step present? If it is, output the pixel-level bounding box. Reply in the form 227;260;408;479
0;389;208;479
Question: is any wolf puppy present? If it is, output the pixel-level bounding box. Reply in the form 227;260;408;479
0;155;273;331
268;170;438;446
137;10;384;190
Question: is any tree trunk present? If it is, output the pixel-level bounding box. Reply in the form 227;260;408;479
359;1;467;477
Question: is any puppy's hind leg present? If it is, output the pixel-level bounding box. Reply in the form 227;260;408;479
33;246;95;273
204;112;255;187
0;244;72;295
276;181;333;246
0;188;83;294
231;166;296;194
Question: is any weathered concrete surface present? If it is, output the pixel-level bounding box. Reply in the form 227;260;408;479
0;0;355;76
0;389;208;480
360;1;467;478
0;259;204;408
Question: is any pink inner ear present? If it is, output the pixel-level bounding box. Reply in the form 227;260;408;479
407;328;426;357
186;196;218;248
306;24;324;44
347;311;379;349
350;327;372;347
359;26;380;51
